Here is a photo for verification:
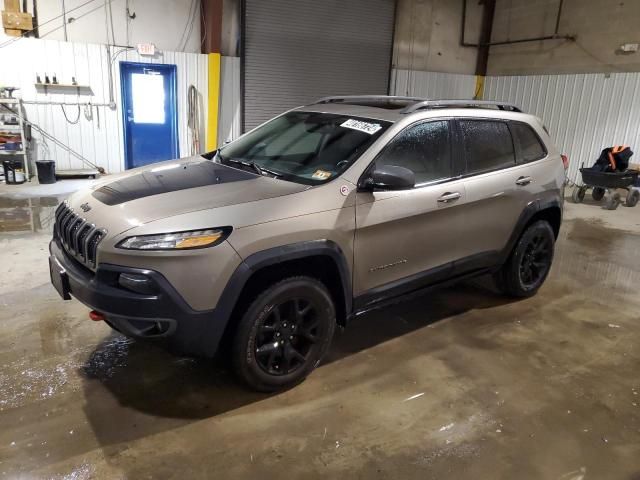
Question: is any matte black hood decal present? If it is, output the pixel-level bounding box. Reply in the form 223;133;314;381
92;160;256;206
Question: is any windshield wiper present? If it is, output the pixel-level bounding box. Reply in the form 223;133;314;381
220;156;282;178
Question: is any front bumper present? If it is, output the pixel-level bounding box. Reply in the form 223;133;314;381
49;240;226;357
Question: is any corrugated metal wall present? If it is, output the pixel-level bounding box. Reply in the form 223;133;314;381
218;56;241;145
390;69;477;99
0;37;208;173
484;72;640;183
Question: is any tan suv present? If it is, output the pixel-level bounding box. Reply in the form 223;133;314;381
49;96;564;391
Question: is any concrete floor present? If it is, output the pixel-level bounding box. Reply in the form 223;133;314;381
1;182;639;479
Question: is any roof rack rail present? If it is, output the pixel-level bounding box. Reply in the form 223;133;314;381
400;99;522;114
313;95;426;105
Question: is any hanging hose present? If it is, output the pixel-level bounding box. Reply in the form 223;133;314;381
187;85;201;155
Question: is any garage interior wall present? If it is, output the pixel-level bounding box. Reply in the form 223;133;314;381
484;72;640;184
243;0;395;131
0;38;208;173
389;0;640;186
390;69;477;99
0;0;203;54
393;0;483;75
488;0;640;75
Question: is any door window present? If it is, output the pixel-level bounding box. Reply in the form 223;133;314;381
459;120;515;174
374;120;452;186
510;122;547;163
131;73;165;124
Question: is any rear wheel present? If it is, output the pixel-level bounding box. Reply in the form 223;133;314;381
231;276;335;392
592;187;605;201
572;186;586;203
604;191;621;210
494;220;555;297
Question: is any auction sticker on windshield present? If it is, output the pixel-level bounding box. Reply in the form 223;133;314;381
341;119;382;135
312;169;332;180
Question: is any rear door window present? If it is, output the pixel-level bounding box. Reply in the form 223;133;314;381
459;120;515;174
374;120;452;186
510;122;547;163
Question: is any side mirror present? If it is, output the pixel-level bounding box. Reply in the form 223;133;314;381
361;165;415;191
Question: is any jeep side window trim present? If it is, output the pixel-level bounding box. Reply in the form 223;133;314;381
459;119;516;175
372;120;453;188
509;121;548;164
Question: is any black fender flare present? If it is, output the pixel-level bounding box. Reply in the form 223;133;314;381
498;198;562;265
204;240;352;356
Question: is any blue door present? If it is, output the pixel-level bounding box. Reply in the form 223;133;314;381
120;62;179;169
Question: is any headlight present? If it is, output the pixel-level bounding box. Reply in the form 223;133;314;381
117;227;231;250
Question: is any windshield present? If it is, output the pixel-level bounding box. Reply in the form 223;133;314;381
216;111;391;185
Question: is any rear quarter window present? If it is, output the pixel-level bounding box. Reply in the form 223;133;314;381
459;120;515;174
510;122;547;163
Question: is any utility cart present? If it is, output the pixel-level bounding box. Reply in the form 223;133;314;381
572;167;639;209
571;145;639;210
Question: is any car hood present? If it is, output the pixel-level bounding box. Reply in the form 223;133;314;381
66;157;309;234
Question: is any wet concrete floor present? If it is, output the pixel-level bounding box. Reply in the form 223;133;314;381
0;195;639;479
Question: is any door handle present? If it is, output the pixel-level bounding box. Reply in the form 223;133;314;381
437;192;462;203
515;176;532;186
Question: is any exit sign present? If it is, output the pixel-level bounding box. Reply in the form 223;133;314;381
137;43;156;56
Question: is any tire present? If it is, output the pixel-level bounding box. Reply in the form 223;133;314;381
494;220;555;298
571;186;585;203
605;192;621;210
626;190;639;207
592;187;605;201
231;276;336;392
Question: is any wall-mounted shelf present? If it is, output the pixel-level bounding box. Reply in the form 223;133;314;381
35;83;93;95
0;150;25;155
0;97;30;181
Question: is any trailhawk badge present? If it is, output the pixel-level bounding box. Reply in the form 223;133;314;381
340;185;350;196
80;202;91;212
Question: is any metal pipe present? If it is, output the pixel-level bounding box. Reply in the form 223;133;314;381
461;0;467;47
461;0;574;48
106;44;116;108
486;34;574;46
61;0;68;41
21;99;112;107
554;0;565;35
475;0;496;75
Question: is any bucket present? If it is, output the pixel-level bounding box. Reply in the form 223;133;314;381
36;160;56;184
2;160;25;185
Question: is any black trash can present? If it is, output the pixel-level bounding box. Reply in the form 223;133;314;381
2;160;26;185
36;160;56;184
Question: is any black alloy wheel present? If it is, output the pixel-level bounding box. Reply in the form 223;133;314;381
232;276;335;391
255;298;320;376
494;220;555;297
519;232;552;289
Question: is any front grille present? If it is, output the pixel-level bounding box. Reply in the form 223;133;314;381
54;202;106;269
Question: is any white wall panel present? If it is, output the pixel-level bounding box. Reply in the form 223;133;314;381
485;72;640;183
0;37;208;174
390;69;477;99
218;56;241;145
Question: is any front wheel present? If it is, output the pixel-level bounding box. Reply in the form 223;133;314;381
494;220;555;297
626;189;639;207
231;276;336;391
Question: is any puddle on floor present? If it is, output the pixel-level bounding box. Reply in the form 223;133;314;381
0;195;61;233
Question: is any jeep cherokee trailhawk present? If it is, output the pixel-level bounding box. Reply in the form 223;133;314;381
49;97;564;391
